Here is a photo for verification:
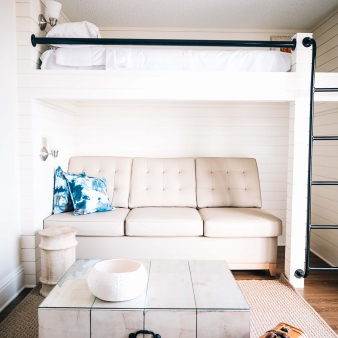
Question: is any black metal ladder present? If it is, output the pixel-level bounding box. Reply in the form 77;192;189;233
295;37;338;278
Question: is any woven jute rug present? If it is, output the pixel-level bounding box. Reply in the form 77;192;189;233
0;284;43;338
0;277;337;338
237;274;337;338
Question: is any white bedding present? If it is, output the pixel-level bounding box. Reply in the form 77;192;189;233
40;49;105;70
40;47;291;72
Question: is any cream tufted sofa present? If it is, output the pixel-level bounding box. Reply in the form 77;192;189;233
44;156;282;276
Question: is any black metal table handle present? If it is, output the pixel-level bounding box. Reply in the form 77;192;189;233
129;330;161;338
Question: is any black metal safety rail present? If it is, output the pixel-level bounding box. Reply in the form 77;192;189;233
30;34;297;50
30;34;337;278
294;37;338;279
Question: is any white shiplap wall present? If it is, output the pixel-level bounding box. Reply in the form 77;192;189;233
16;0;69;71
0;0;24;312
311;102;338;266
99;27;301;43
73;100;289;244
16;0;71;286
31;100;76;233
20;99;76;286
313;7;338;72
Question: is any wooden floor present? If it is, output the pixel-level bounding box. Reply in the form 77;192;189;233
233;246;338;334
0;287;32;324
1;247;337;333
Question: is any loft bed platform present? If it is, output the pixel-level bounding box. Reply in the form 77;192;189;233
18;70;338;102
25;33;338;102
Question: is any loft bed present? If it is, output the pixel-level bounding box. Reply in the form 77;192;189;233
40;47;292;72
33;35;294;72
30;34;338;279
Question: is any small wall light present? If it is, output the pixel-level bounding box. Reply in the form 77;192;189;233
40;147;59;161
40;137;59;161
39;0;62;31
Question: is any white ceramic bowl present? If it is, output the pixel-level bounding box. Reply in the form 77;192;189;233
87;259;148;302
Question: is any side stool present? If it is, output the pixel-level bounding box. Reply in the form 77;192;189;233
39;226;78;297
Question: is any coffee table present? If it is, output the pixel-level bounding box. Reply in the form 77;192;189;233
38;259;250;338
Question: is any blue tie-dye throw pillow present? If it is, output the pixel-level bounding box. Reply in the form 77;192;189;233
64;173;114;216
53;166;86;214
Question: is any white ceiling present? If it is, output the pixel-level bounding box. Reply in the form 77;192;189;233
57;0;338;30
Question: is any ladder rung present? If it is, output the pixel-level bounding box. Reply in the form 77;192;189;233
315;88;338;92
310;267;338;271
311;181;338;185
313;136;338;140
311;225;338;229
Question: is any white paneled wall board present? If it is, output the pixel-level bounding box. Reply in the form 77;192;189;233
313;7;338;72
311;102;338;267
32;99;76;231
0;0;24;311
19;99;76;285
68;100;289;244
99;27;302;47
16;0;70;71
18;71;312;102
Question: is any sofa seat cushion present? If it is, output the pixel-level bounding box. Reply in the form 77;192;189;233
199;208;282;238
126;207;203;237
44;208;130;236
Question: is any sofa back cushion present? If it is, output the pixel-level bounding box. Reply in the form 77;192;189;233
129;158;197;208
196;157;262;208
68;156;132;208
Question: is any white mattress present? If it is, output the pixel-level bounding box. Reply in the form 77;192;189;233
40;47;291;72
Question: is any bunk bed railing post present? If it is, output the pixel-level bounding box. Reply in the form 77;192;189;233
293;37;316;280
284;33;313;287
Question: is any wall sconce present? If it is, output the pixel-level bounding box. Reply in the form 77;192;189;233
39;0;62;30
40;138;59;161
40;147;59;161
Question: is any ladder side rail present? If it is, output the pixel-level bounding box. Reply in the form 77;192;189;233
294;37;317;279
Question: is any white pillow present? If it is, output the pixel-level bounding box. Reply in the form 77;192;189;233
47;21;101;48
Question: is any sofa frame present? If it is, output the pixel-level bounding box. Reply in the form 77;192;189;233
44;156;282;277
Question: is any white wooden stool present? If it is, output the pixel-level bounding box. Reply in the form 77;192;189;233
39;226;78;297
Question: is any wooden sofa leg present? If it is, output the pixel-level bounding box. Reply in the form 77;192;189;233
269;264;276;277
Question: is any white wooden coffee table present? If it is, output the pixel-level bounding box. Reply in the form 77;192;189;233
39;259;250;338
